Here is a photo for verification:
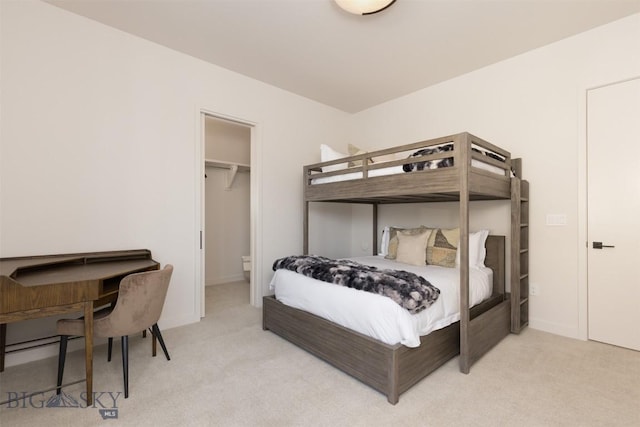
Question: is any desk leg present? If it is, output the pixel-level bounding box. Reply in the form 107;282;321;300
0;323;6;372
83;302;94;406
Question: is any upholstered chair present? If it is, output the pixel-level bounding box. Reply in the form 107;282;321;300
56;264;173;398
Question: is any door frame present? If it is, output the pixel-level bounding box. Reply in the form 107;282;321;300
577;76;640;340
195;108;262;317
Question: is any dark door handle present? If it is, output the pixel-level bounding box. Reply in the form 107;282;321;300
593;241;615;249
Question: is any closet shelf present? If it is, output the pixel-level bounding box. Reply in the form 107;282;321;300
205;159;250;171
205;158;250;190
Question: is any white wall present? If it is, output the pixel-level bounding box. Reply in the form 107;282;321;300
204;118;251;285
0;1;349;366
308;202;354;258
205;116;251;165
204;167;250;285
347;14;640;339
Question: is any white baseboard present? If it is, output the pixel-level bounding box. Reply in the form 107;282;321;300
529;318;581;340
4;313;199;369
4;336;109;369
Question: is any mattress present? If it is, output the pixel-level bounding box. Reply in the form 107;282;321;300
311;159;507;185
269;255;493;348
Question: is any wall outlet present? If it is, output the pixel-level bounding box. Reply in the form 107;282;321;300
530;282;539;296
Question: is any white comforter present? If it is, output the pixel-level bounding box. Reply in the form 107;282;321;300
269;255;492;348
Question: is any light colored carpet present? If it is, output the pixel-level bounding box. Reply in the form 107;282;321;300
1;281;638;426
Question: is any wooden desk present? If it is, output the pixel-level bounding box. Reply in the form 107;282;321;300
0;249;159;405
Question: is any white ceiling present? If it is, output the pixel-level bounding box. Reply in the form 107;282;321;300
47;0;640;113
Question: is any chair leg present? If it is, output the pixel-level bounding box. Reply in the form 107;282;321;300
151;324;170;361
121;336;129;399
107;337;113;362
149;327;157;357
56;336;68;395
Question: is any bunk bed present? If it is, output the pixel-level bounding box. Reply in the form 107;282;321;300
262;132;529;404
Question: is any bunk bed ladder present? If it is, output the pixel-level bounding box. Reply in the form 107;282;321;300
510;159;529;333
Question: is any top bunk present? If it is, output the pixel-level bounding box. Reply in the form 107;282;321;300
304;132;517;204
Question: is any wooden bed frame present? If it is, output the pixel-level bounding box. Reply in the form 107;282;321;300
263;132;528;404
263;236;508;404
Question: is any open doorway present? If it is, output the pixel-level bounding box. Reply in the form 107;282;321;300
199;112;256;316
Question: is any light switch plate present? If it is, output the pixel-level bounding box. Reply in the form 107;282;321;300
546;214;567;226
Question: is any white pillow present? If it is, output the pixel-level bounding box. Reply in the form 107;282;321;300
320;144;348;172
395;229;431;266
380;226;390;256
455;230;490;267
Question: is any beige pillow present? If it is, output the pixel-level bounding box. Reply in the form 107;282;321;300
426;228;460;268
347;143;374;167
396;229;431;266
385;226;431;260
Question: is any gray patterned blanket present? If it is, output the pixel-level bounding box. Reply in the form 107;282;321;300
272;255;440;314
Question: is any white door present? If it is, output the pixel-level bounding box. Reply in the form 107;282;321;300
587;78;640;351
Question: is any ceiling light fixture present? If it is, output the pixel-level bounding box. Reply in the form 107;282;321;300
334;0;396;15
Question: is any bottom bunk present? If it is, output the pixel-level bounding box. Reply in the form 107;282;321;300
263;236;510;404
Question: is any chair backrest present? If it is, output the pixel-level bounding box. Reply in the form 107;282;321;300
94;264;173;338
